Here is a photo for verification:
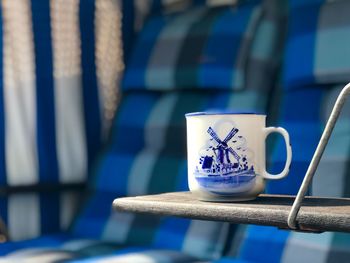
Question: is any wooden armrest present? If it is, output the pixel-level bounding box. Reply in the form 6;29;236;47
114;191;350;233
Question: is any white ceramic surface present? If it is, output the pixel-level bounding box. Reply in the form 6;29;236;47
186;112;292;201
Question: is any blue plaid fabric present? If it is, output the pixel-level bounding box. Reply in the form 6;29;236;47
123;0;284;91
71;89;270;261
0;0;121;240
0;234;198;262
284;0;350;89
277;0;350;203
275;84;350;263
218;0;350;260
266;87;323;195
69;1;286;261
216;84;350;263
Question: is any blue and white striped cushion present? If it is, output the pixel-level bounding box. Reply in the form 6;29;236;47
0;190;85;241
0;0;122;188
0;0;122;240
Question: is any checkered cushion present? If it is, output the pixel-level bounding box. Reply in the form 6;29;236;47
224;2;350;260
69;1;287;261
284;0;350;89
275;85;350;263
71;89;270;261
267;84;350;198
215;4;350;259
267;87;323;195
0;234;198;262
216;84;350;263
0;0;122;240
123;0;285;91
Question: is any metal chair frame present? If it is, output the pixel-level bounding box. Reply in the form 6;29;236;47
288;82;350;230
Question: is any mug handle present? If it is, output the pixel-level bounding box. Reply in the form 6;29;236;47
262;127;292;180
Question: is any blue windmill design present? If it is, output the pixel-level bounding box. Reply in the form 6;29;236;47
206;127;241;168
195;126;256;192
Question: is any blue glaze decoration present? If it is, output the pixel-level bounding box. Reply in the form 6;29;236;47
195;126;256;194
185;110;265;117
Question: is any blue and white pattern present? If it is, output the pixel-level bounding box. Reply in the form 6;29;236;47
195;125;255;195
0;0;123;241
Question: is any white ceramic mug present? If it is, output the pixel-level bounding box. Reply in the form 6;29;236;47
185;112;292;201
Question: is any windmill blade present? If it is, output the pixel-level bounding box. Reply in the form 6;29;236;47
223;128;238;143
207;127;223;144
228;147;240;161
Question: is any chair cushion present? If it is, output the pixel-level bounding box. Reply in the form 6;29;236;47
0;0;121;188
89;90;270;195
0;234;198;263
266;87;324;195
0;190;84;241
71;86;271;260
223;83;350;263
237;226;350;263
216;1;350;261
211;259;253;263
0;0;287;259
69;249;198;263
268;83;350;196
277;0;350;246
0;0;122;240
123;0;286;91
284;0;350;89
71;2;287;258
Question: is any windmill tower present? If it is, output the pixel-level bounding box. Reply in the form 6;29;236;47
206;127;241;174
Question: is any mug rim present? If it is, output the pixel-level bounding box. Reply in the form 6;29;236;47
185;111;266;117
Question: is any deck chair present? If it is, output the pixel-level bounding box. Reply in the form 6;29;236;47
0;0;285;262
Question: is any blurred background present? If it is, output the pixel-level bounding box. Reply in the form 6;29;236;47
0;0;350;262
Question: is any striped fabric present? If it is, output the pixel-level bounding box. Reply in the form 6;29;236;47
0;0;122;187
123;0;285;91
284;0;350;89
0;0;122;241
0;191;84;242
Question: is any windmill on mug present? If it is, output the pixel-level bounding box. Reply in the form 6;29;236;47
201;127;242;176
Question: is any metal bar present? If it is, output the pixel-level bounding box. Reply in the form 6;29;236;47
288;82;350;229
